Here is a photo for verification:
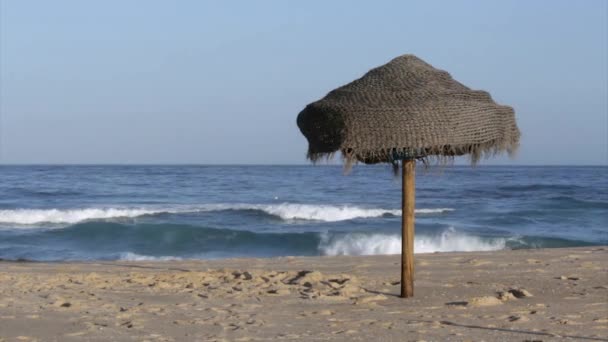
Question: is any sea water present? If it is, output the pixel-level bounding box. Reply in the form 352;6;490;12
0;165;606;261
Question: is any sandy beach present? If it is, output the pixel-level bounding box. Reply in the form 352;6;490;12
0;247;606;341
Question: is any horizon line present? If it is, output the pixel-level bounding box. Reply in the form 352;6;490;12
0;163;606;167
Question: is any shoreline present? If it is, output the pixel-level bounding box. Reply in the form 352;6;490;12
1;247;607;341
1;243;603;264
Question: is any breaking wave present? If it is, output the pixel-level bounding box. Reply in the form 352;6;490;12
0;204;454;225
0;222;594;261
0;208;160;225
319;228;508;256
257;204;452;221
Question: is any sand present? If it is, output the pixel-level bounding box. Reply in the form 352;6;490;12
0;247;606;341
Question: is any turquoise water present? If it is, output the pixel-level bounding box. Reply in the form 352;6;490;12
0;165;606;261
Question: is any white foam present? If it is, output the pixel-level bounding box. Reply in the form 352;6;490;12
238;204;452;222
415;208;455;214
0;204;454;225
258;204;400;221
0;208;160;225
119;252;182;261
319;228;507;256
319;232;402;255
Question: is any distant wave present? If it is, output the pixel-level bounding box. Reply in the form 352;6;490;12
497;184;586;192
319;227;508;256
0;208;160;225
7;187;82;197
0;204;454;225
545;196;608;210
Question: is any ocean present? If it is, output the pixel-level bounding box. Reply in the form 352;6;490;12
0;165;606;261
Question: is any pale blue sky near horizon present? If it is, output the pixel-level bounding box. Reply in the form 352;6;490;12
0;0;606;165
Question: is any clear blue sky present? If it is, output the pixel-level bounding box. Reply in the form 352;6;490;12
1;0;606;165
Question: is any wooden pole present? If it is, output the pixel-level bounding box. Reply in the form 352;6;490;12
401;159;415;298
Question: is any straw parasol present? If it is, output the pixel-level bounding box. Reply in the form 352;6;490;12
297;54;520;298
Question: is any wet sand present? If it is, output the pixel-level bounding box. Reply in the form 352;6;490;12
0;247;606;341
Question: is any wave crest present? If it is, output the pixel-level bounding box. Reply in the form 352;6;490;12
260;204;399;221
319;228;507;256
0;204;454;225
0;208;159;225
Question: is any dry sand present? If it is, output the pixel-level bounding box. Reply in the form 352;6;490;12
0;247;606;341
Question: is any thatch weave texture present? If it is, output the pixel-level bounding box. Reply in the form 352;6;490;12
297;55;520;168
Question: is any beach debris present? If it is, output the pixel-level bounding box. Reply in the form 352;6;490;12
508;315;530;322
497;291;516;301
508;288;533;298
445;301;469;307
496;288;533;300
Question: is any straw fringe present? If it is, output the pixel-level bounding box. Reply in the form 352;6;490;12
307;137;519;174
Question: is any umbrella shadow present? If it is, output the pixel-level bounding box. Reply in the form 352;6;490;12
437;320;608;341
358;290;607;341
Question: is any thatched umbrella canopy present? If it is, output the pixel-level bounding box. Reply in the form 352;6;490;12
297;54;520;298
